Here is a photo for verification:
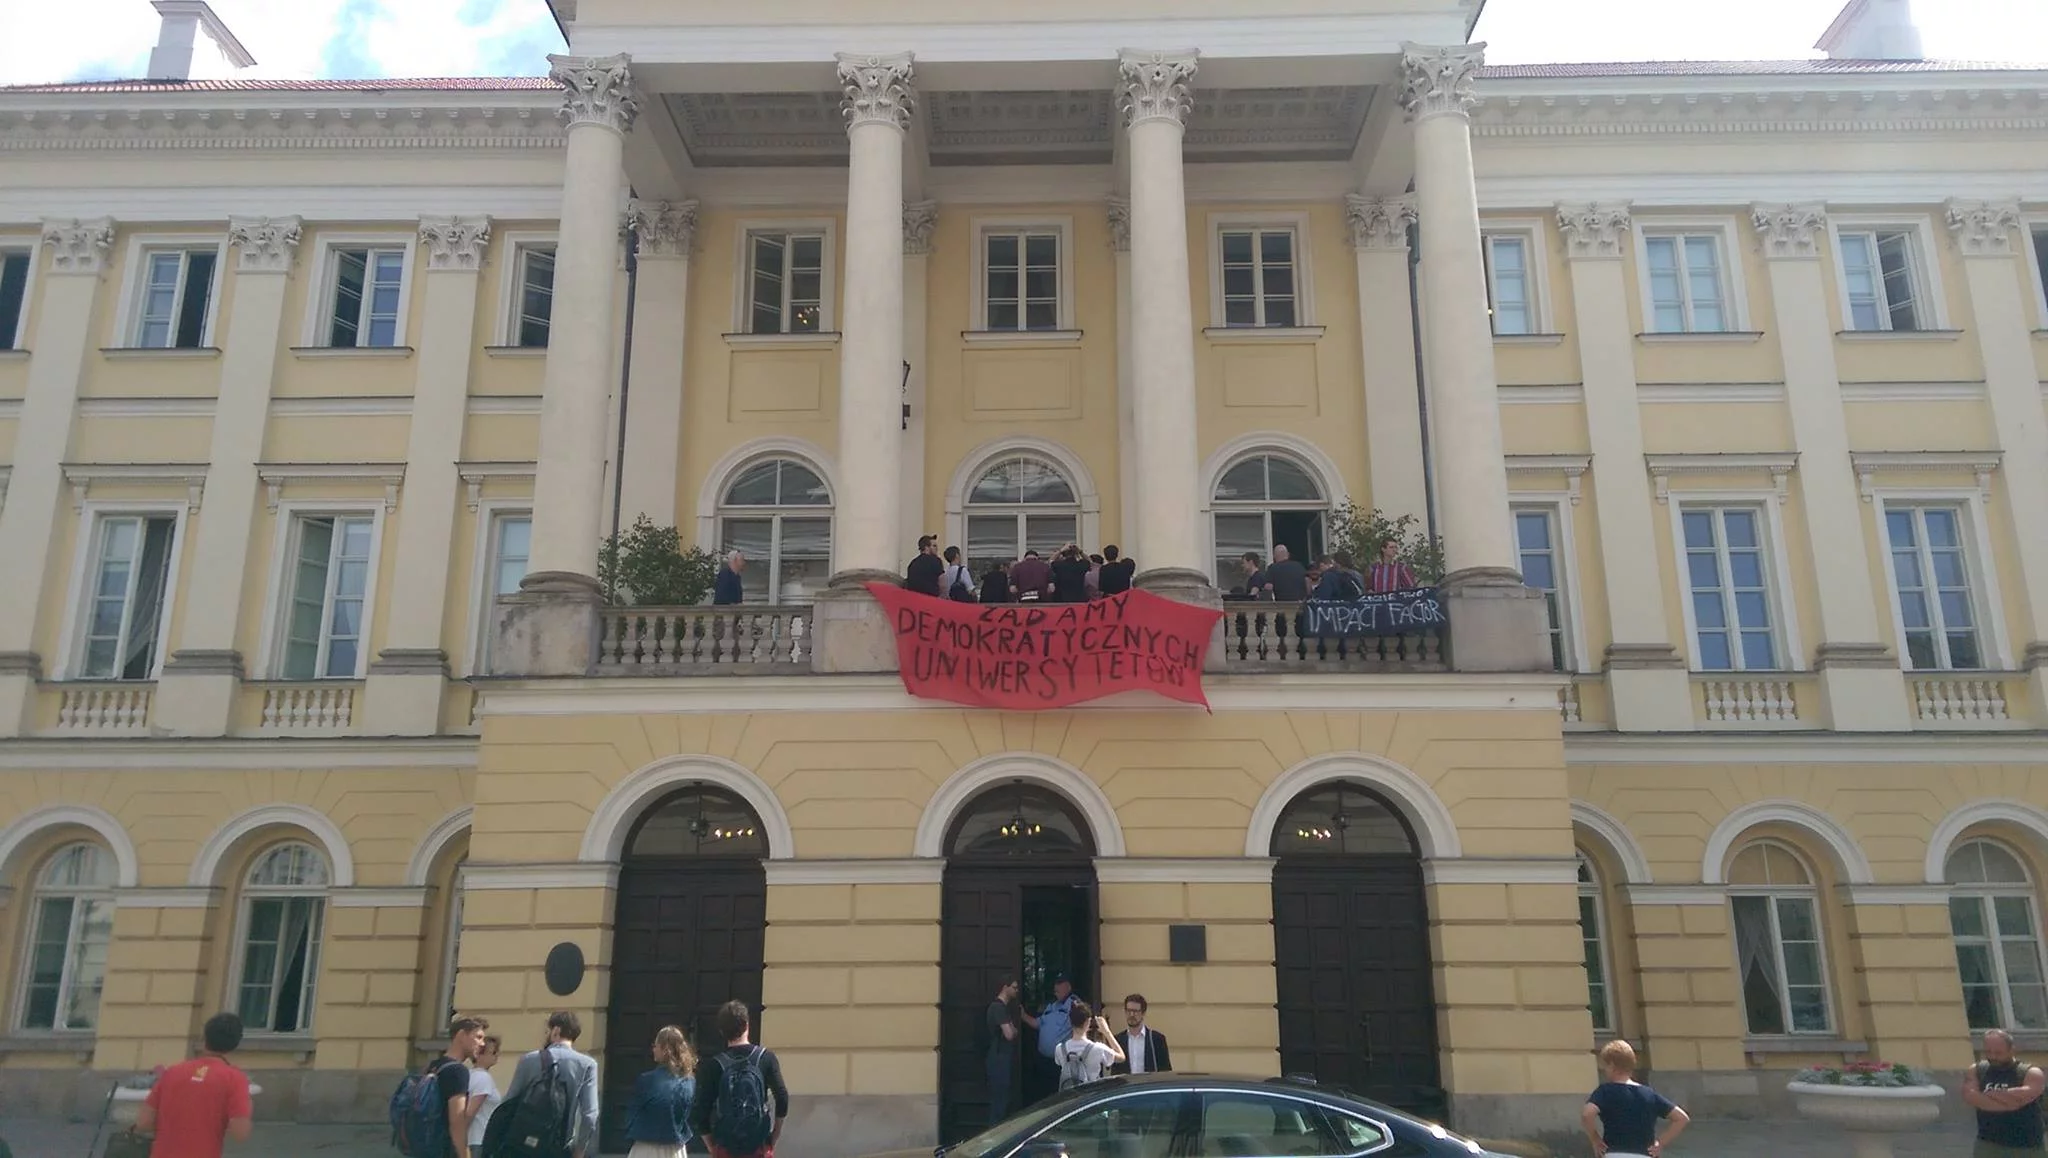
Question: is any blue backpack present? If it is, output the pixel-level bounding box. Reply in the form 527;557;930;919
708;1047;774;1155
390;1057;460;1158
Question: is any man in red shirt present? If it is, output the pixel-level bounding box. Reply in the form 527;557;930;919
138;1012;254;1158
1367;539;1419;594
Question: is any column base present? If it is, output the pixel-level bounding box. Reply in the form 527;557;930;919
493;571;602;677
362;649;451;736
1816;643;1912;731
1602;644;1695;732
1133;568;1229;673
811;571;902;674
154;650;244;737
0;651;41;738
1440;569;1553;673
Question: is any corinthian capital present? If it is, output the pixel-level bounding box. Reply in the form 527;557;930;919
1750;204;1827;260
1116;49;1198;129
627;199;698;258
1106;196;1131;253
1556;202;1632;260
419;216;492;271
903;200;938;255
1945;199;2021;258
41;218;115;275
837;52;916;131
549;53;639;134
228;215;302;273
1400;42;1485;121
1345;194;1417;252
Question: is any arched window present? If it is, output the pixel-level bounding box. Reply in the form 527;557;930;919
1727;840;1831;1035
964;456;1079;566
626;786;771;859
1577;852;1613;1033
1947;838;2048;1030
1212;452;1326;584
717;458;831;605
1268;782;1415;857
19;843;116;1031
439;858;466;1026
945;781;1093;859
234;842;330;1034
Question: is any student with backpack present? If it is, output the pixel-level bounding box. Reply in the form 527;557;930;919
690;1001;789;1158
392;1014;490;1158
1052;1001;1124;1091
486;1012;601;1158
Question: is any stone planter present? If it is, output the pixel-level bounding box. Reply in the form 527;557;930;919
1787;1083;1945;1158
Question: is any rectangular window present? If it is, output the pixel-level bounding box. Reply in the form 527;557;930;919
982;231;1060;331
747;232;825;335
1951;894;2048;1031
514;248;556;348
1219;228;1297;328
1;249;33;349
478;514;531;671
1885;505;1983;671
1732;893;1831;1034
21;895;113;1031
78;514;177;681
236;895;323;1033
1838;229;1923;332
134;248;218;348
281;515;375;680
1682;506;1778;671
2034;226;2048;323
325;247;406;348
1514;507;1568;672
1644;233;1728;333
1484;234;1533;335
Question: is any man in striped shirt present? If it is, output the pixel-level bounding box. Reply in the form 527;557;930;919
1368;540;1418;593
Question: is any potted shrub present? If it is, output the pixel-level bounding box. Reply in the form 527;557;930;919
1788;1060;1944;1156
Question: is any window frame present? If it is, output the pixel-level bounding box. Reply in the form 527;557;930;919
256;501;389;681
53;502;191;683
1946;838;2048;1032
301;231;418;348
961;453;1085;566
226;841;331;1037
1669;496;1803;673
1481;220;1551;337
1827;215;1948;333
713;457;834;606
492;232;559;348
1630;217;1748;334
2025;216;2048;332
1727;840;1836;1037
1206;449;1331;587
0;242;36;351
1206;211;1315;330
1872;490;2011;672
110;232;228;351
969;217;1076;335
1576;851;1616;1035
466;503;533;677
1510;499;1586;674
729;219;838;336
12;842;116;1034
438;861;467;1027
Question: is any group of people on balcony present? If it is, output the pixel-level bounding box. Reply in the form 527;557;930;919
902;536;1138;604
1228;542;1417;603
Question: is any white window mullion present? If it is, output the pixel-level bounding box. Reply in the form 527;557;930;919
1767;900;1796;1032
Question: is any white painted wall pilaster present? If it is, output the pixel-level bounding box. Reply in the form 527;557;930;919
1556;203;1693;730
618;200;694;529
0;220;112;737
1346;194;1428;523
901;200;935;555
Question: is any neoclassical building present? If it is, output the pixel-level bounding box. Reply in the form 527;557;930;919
1;0;2046;1149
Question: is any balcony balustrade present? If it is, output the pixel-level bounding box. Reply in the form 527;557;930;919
596;606;811;672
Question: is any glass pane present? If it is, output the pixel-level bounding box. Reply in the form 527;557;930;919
1932;550;1969;590
1221;232;1254;263
724;461;782;506
1516;510;1553;551
1024;268;1057;301
1740;632;1776;669
1722;510;1758;549
1948;632;1982;670
2012;984;2048;1030
1996;897;2038;938
1734;591;1770;628
1898;591;1931;630
1957;941;1997;986
1953;896;1988;938
1023;517;1077;559
63;897;113;1029
1776;897;1817;943
988;269;1019;301
1696;630;1732;671
790;236;821;269
0;252;28;349
175;251;216;348
986;301;1019;330
1264;298;1297;327
1892;550;1925;592
1024;301;1058;330
1788;986;1830;1032
1222;265;1255;298
1692;590;1726;630
775;518;831;603
1264;456;1322;502
1214;457;1269;502
1682;511;1714;549
967;515;1019;566
1039;1092;1184;1158
1223;298;1256;327
1965;982;2003;1029
986;234;1018;266
1781;941;1824;988
1024;234;1056;266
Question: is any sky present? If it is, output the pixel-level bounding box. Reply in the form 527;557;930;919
0;0;2042;86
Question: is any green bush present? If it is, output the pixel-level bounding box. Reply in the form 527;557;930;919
598;516;718;606
1325;502;1445;584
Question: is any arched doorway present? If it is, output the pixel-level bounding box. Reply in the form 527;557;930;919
1270;781;1442;1119
602;785;769;1154
938;780;1099;1145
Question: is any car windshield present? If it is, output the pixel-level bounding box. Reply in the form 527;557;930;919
946;1093;1089;1158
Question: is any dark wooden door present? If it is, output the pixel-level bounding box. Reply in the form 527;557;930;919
602;859;767;1154
1272;857;1442;1119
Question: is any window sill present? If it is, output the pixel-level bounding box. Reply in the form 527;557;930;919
0;1032;96;1055
289;346;415;359
234;1033;316;1058
1635;331;1764;345
482;345;548;358
0;348;27;360
961;329;1083;347
721;332;840;350
99;346;222;360
1836;329;1964;342
1494;332;1567;346
1201;325;1327;344
1742;1037;1867;1055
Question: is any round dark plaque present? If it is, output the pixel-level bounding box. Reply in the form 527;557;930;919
544;941;586;996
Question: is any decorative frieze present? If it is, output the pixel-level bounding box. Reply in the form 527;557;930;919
1944;199;2021;258
1344;193;1416;251
1400;42;1484;122
1105;196;1130;253
41;217;114;275
626;199;698;258
1750;203;1827;260
1116;50;1198;129
1556;202;1632;260
227;215;302;273
902;200;938;255
836;52;916;131
418;215;491;271
549;52;639;135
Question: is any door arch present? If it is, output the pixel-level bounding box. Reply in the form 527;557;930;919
602;784;768;1154
938;779;1100;1145
1270;780;1442;1119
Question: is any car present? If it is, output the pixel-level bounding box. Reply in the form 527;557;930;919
864;1074;1519;1158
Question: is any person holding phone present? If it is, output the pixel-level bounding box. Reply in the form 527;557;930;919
1052;1001;1125;1090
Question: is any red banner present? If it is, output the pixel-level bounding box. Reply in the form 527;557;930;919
865;583;1222;710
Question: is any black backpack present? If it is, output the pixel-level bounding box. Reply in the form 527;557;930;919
708;1047;775;1155
482;1049;575;1158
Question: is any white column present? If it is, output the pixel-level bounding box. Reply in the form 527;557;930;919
901;200;936;557
359;216;490;737
1345;194;1428;523
0;219;112;736
1752;204;1911;729
1108;196;1140;561
152;217;301;737
525;53;636;587
618;199;696;528
829;52;914;582
1556;203;1693;730
1947;201;2048;719
1118;49;1207;587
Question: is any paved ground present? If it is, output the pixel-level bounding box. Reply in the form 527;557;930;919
0;1116;1983;1157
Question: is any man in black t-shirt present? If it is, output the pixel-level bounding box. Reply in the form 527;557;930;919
436;1014;489;1158
984;978;1023;1126
691;1001;790;1158
1264;545;1308;601
905;534;944;597
1582;1040;1686;1158
1965;1028;2047;1155
1097;546;1136;596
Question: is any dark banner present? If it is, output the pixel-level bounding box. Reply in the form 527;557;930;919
1301;587;1444;638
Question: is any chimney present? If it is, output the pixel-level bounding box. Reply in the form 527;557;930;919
1814;0;1925;61
146;0;257;81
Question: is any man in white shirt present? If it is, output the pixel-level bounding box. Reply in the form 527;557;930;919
1114;993;1172;1075
466;1034;503;1151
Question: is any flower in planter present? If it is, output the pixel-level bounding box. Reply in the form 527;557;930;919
1790;1060;1935;1088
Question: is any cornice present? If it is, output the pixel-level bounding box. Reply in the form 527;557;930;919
1645;452;1797;504
1470;86;2048;138
256;462;407;512
1851;449;2001;500
61;462;209;513
0;99;566;152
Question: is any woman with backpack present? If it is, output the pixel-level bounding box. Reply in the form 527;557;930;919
623;1026;697;1158
1052;1001;1125;1091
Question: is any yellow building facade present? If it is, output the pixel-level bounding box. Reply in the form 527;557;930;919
2;0;2047;1151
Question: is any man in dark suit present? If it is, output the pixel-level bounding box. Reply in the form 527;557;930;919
1113;993;1171;1075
